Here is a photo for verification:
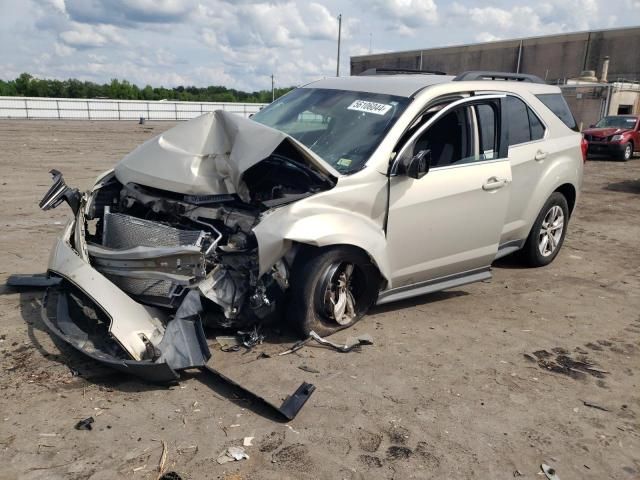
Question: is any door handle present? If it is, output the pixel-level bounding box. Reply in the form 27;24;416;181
482;177;507;191
534;150;548;161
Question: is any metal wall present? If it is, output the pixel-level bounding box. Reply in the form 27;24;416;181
351;26;640;83
0;97;267;120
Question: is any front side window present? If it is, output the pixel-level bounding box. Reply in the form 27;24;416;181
252;88;411;174
402;100;500;169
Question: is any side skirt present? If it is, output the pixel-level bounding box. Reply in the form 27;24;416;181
376;267;491;306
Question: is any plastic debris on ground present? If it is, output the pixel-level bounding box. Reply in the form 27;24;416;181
217;446;250;464
74;417;95;431
541;463;560;480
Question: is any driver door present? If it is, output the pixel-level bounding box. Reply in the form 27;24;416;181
385;95;512;289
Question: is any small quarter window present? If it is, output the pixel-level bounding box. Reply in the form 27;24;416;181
528;108;545;140
505;96;531;146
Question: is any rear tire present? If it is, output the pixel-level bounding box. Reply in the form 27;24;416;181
286;246;380;338
521;192;569;267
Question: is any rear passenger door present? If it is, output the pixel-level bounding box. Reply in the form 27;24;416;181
499;95;548;246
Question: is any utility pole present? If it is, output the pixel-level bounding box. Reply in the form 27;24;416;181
271;74;274;102
336;14;342;77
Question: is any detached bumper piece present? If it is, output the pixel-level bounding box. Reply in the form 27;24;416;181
40;279;314;420
201;365;316;421
41;281;210;383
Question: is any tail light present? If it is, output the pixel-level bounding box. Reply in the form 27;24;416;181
580;137;588;163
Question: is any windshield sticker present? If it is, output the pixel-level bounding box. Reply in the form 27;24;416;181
337;158;352;167
347;100;392;116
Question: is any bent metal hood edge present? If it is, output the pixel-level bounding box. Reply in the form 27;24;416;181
114;110;340;201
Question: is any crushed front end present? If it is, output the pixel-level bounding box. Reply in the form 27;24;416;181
37;111;337;382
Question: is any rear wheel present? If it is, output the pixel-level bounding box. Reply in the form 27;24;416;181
521;192;569;267
286;247;380;337
619;142;633;161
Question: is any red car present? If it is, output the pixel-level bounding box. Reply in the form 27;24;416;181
583;115;639;161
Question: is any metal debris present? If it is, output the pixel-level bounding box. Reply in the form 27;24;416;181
239;326;265;349
308;330;373;353
216;336;241;352
278;337;313;356
278;331;374;356
217;446;249;464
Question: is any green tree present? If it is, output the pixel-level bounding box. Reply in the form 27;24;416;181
1;73;295;103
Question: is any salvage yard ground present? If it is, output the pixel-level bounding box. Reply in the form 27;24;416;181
0;120;639;479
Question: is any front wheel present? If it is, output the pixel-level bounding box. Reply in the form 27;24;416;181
619;142;633;162
521;192;569;267
286;247;380;337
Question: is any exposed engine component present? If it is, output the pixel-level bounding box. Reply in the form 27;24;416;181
84;176;291;327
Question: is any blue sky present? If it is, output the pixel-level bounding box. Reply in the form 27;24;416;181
0;0;639;91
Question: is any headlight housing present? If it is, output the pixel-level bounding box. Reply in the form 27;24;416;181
611;134;624;142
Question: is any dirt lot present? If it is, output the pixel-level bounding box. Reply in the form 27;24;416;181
0;120;639;480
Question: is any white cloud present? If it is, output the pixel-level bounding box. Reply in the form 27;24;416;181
2;0;640;92
59;23;127;48
64;0;198;26
450;0;604;41
54;42;75;56
372;0;438;34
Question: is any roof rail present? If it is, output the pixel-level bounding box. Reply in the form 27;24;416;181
453;71;546;84
359;68;448;76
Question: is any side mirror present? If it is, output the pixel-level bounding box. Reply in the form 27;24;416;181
407;149;431;179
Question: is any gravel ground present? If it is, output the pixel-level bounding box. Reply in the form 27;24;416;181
0;120;639;480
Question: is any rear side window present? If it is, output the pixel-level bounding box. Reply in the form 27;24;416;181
535;93;578;131
505;96;547;146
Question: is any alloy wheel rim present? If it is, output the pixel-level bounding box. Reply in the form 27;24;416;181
538;205;564;257
625;145;632;159
322;262;357;325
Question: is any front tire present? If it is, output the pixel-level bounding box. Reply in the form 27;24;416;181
286;246;380;337
619;142;632;162
521;192;569;267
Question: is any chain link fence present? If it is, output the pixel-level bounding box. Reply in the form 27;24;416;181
0;96;267;120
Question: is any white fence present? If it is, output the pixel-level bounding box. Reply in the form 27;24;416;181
0;96;267;120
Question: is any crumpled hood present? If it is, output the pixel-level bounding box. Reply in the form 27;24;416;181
583;127;631;137
115;110;339;201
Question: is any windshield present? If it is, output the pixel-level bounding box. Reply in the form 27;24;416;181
251;88;411;174
595;116;638;129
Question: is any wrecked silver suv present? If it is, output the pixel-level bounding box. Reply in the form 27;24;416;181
35;71;583;381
